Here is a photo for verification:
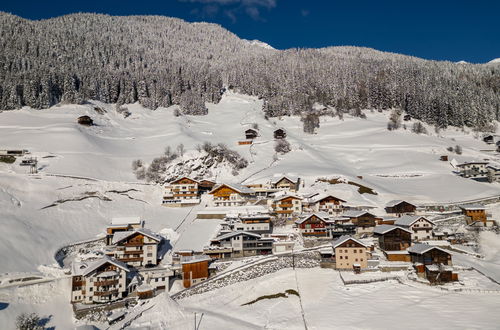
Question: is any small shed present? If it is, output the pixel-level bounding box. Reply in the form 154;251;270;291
77;115;93;126
483;135;494;144
245;128;258;140
403;114;412;121
137;284;154;299
274;128;286;139
440;155;448;161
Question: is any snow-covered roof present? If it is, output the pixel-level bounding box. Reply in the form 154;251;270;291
373;224;412;235
180;254;212;264
213;230;261;241
309;194;346;204
385;200;415;208
210;183;255;194
170;176;200;184
341;210;376;218
408;243;449;255
459;203;486;210
240;214;271;221
332;235;368;249
295;212;331;225
274;193;302;201
110;217;142;226
72;256;129;276
270;175;299;184
111;228;162;245
456;161;488;167
395;215;434;227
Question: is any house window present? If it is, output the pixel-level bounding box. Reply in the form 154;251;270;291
340;256;343;259
147;253;153;257
353;249;357;253
355;259;358;262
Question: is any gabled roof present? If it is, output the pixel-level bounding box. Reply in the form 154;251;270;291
408;243;450;255
341;210;376;218
271;175;299;184
395;215;434;227
310;194;346;204
213;230;261;241
274;194;303;202
245;128;258;133
209;183;255;195
72;256;129;276
110;217;142;226
332;235;368;249
295;212;330;225
170;176;200;185
385;200;416;208
112;228;162;245
459;203;486;211
373;224;412;235
456;161;488;167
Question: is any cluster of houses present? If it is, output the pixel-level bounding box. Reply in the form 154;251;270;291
71;174;496;307
70;217;173;305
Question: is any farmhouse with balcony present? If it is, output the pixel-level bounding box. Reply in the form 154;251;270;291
304;194;346;215
209;231;273;257
270;175;301;192
71;257;130;305
394;215;434;241
332;236;370;270
340;210;380;234
106;228;162;267
295;213;333;238
209;183;256;207
163;176;201;206
245;128;259;140
270;194;302;219
106;217;144;245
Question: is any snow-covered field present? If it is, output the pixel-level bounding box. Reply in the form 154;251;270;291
1;92;500;329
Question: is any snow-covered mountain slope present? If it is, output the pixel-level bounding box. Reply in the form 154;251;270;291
1;92;499;275
488;58;500;64
244;39;276;50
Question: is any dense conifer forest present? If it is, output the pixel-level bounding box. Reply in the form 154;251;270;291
1;12;499;130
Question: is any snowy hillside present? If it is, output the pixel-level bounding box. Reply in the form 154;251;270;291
1;92;499;272
2;92;500;328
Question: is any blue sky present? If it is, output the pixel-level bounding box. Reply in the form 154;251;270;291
2;0;499;63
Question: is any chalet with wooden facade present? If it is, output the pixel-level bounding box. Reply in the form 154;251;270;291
209;231;273;257
107;228;162;267
332;236;370;270
270;175;300;191
395;215;434;241
270;194;302;219
71;257;130;304
163;177;200;206
198;179;217;194
295;213;332;237
181;255;211;288
209;183;256;207
339;210;380;234
384;200;417;216
234;214;272;233
274;128;286;139
304;194;346;215
408;244;457;283
373;225;412;251
459;204;487;225
408;244;452;265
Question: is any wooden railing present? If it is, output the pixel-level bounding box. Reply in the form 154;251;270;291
95;279;118;287
94;289;118;296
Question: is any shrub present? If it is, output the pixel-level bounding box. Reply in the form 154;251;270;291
16;313;43;330
412;122;428;134
454;145;462;155
275;139;291;154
